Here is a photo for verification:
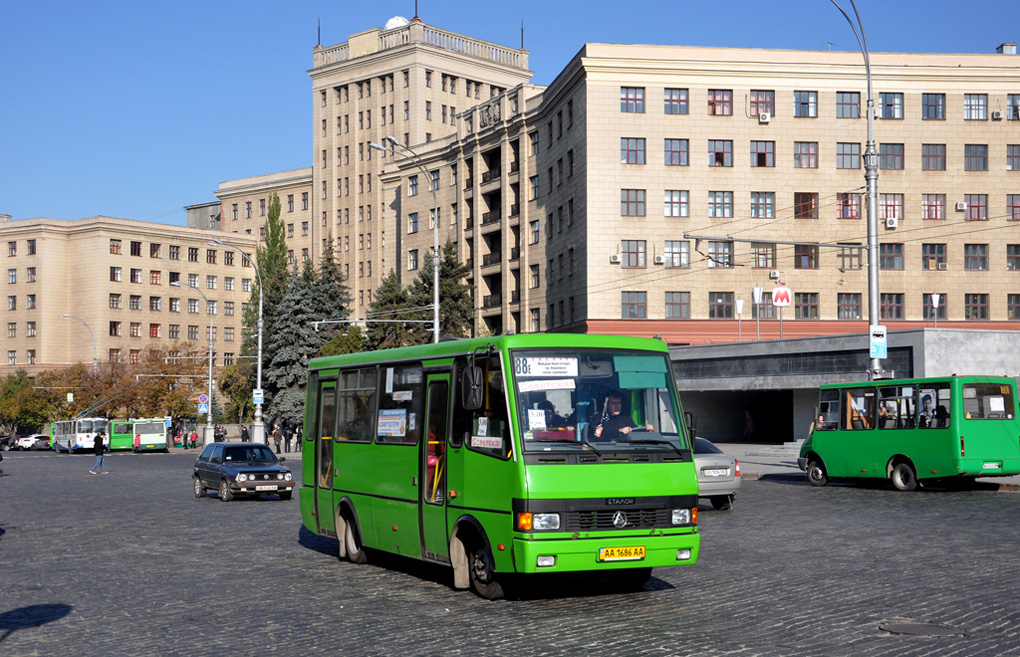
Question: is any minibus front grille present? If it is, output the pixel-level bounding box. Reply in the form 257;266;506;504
565;508;670;531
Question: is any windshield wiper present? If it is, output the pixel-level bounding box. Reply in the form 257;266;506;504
534;437;602;456
622;438;684;458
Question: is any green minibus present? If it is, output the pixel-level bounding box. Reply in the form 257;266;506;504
300;334;700;599
110;418;169;452
799;375;1020;490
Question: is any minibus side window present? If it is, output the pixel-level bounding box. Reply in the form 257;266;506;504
842;388;875;430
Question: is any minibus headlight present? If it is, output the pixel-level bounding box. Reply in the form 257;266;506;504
671;508;691;525
237;473;248;483
533;513;560;530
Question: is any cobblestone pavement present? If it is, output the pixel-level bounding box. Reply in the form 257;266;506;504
2;450;1019;656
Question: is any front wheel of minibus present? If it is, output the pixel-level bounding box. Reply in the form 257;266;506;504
468;542;504;601
891;462;918;491
806;459;828;487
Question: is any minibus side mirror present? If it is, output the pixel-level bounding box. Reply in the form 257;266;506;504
685;411;696;443
462;365;484;411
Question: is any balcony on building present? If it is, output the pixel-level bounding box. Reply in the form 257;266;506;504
481;148;502;189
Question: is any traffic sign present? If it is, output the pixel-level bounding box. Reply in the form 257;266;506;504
772;285;792;307
870;325;888;359
253;388;264;405
198;394;209;404
198;403;209;413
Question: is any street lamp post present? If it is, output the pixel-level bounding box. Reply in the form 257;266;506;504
370;137;440;344
736;298;744;342
832;0;882;379
171;281;214;446
751;286;763;341
209;238;266;444
57;314;97;376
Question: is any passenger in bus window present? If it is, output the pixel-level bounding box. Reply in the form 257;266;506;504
538;400;568;429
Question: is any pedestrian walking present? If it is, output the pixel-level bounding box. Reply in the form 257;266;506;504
241;424;250;442
282;421;293;453
272;423;282;454
89;432;108;475
290;425;300;452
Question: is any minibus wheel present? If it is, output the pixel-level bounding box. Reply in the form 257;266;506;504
468;542;504;600
891;462;918;491
344;514;368;564
806;459;828;487
710;495;733;510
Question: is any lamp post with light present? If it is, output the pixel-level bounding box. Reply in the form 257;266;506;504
171;281;214;445
736;298;744;342
752;286;763;341
208;238;266;445
57;314;97;376
370;136;440;344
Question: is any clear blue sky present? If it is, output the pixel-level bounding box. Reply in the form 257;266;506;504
2;0;1017;226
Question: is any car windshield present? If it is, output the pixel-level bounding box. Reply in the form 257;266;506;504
693;438;722;455
223;445;277;462
513;348;686;453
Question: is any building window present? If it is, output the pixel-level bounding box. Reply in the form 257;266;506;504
168;324;180;340
621;138;645;164
794;193;819;219
880;293;904;320
1007;244;1020;271
109;293;121;309
408;249;418;271
664;139;688;166
665;292;690;319
750;141;774;167
752;242;776;268
838;246;863;270
879;243;904;270
130;241;141;256
188;299;199;314
530;264;540;289
879;143;904;170
1009;195;1020;222
664;88;688;114
964;144;988;171
794;245;819;270
922;243;947;270
26;294;34;309
663;241;690;268
707;89;732;115
7;351;14;366
838;193;861;219
879;92;904;119
838;293;862;320
149;323;161;338
794;90;817;117
1009;145;1020;172
708;191;734;218
188;273;198;288
169;298;180;313
107;321;122;337
6;296;14;311
620;87;644;113
709;292;734;319
148;270;159;285
149;296;161;311
621;240;646;268
621;189;646;217
749;90;775;115
922;93;945;120
965;194;988;221
187;247;198;263
130;269;142;284
206;301;217;316
964;94;988;120
795;293;819;319
836;91;860;118
168;245;179;260
920;294;948;321
965;294;989;320
880;194;904;224
964;244;988;270
922;194;946;220
922;144;946;171
188;325;199;340
664;190;689;218
7;268;14;284
794;142;818;168
708;140;733;167
707;241;733;268
1008;294;1020;320
621;291;647;319
129;322;141;338
206;275;217;290
749;192;775;219
836;142;860;169
225;327;235;342
109;239;121;254
129;295;141;310
7;322;15;338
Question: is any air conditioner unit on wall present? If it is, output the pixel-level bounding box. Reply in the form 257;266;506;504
885;217;898;229
768;270;781;280
938;262;949;270
955;201;967;212
758;112;771;124
992;110;1004;120
653;255;665;265
609;254;621;264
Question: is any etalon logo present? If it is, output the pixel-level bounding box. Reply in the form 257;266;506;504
606;498;635;506
612;511;628;529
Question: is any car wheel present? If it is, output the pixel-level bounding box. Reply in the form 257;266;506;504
193;477;206;499
279;491;292;501
710;495;733;511
1;444;9;451
219;479;234;502
468;541;504;600
344;516;367;564
891;462;918;491
807;459;829;487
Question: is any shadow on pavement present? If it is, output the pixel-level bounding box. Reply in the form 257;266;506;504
0;604;72;644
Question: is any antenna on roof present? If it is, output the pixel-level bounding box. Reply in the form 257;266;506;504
414;0;419;19
317;19;321;47
521;21;524;50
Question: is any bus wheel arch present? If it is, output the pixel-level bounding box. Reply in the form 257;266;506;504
335;498;367;563
888;458;919;491
805;453;829;487
450;517;504;600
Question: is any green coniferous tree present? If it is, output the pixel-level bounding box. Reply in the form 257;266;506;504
310;236;352;356
409;240;474;343
264;265;318;425
365;269;415;350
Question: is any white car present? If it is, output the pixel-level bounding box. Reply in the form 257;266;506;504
16;434;48;450
693;438;742;510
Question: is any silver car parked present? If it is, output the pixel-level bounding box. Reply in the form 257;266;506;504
693;438;741;510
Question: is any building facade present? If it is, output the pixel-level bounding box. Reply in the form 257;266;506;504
0;214;258;376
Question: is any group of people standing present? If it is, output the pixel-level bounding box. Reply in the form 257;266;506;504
270;419;301;454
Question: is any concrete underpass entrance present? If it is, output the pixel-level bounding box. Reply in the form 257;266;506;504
681;388;795;444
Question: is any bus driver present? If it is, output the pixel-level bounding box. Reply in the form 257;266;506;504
590;390;654;441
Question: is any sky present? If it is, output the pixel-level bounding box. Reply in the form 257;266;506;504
2;0;1018;226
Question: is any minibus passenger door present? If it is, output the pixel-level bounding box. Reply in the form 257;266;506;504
315;380;338;535
420;375;451;560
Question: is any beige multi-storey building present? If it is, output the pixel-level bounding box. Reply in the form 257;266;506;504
0;214;257;376
374;31;1020;343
